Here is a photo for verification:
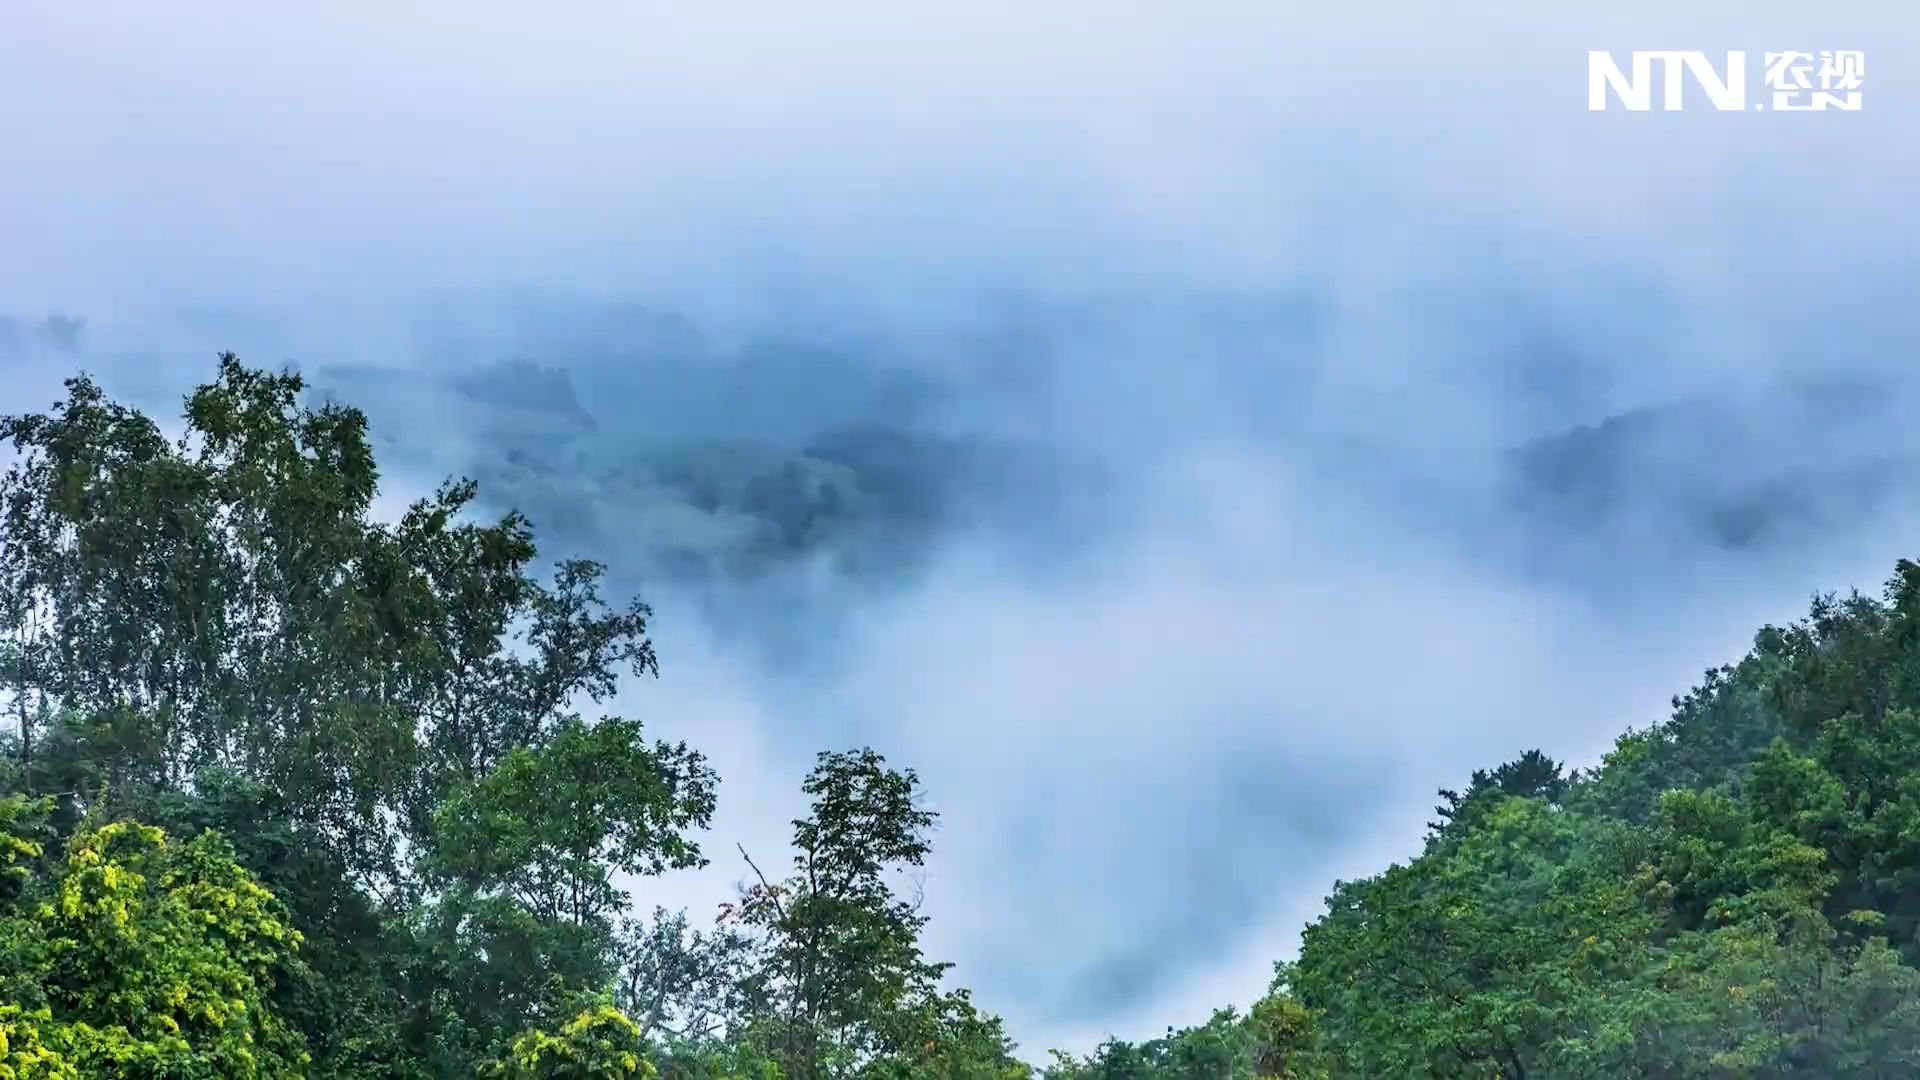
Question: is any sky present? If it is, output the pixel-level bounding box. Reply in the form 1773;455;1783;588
3;0;1919;1058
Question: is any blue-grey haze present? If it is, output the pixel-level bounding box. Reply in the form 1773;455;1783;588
1;0;1915;1055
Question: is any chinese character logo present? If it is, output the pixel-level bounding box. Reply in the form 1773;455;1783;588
1765;50;1865;110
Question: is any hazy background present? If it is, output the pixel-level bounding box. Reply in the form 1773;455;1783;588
2;0;1917;1056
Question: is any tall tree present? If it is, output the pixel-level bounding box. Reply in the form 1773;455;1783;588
0;358;695;1075
731;749;954;1078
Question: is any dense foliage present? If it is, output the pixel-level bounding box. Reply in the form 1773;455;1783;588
9;356;1920;1077
0;359;1027;1078
1045;572;1920;1078
0;804;309;1077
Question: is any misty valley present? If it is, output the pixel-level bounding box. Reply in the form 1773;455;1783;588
2;3;1913;1075
5;336;1920;1076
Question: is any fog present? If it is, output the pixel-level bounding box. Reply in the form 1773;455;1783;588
2;0;1917;1056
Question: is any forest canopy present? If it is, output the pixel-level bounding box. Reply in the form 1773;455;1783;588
4;356;1920;1077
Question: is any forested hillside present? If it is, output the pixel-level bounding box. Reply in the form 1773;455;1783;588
1048;580;1920;1075
311;355;1086;596
5;357;1920;1077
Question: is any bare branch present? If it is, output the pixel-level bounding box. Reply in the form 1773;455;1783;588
738;841;788;921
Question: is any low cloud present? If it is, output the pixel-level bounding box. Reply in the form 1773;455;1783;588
3;0;1918;1058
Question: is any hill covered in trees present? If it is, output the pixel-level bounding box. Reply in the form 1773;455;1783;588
1506;375;1920;560
1048;579;1920;1076
4;357;1920;1077
310;350;1086;596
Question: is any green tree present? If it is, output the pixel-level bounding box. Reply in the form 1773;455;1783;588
727;749;1026;1079
431;715;716;927
0;358;688;1075
484;1002;656;1079
0;814;309;1077
416;716;717;1064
